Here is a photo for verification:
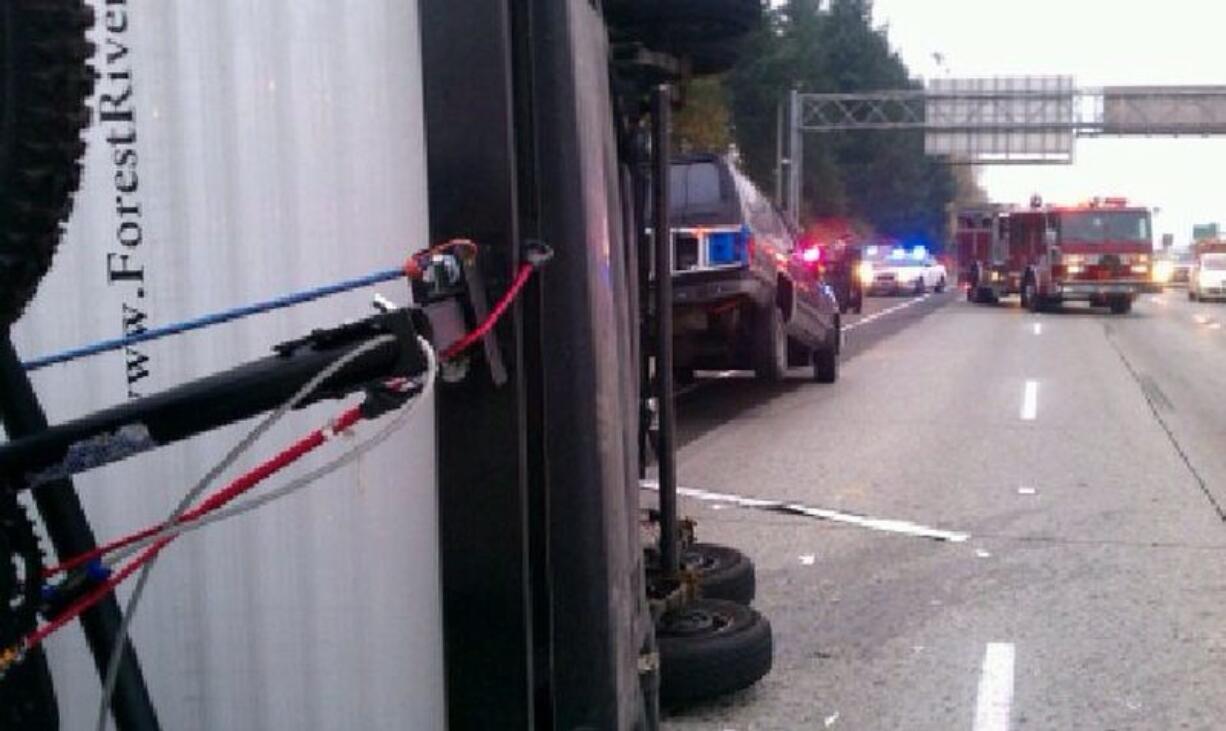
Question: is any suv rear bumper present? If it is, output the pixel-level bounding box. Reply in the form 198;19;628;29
672;270;771;309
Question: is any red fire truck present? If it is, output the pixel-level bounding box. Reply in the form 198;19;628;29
956;204;1013;303
964;197;1157;314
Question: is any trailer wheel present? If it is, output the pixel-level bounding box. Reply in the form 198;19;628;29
0;0;96;327
658;599;773;706
684;543;755;605
606;0;761;44
752;305;787;382
1110;297;1132;315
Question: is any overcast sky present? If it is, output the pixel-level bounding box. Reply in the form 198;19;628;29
865;0;1226;247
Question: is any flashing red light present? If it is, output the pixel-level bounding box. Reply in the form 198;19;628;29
802;247;821;264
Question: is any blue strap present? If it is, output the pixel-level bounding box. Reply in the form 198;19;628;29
23;266;406;371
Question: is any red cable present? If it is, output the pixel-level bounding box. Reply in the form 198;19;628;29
29;540;167;649
42;407;363;579
22;256;539;658
442;263;534;360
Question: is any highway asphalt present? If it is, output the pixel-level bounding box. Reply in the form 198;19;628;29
659;287;1226;731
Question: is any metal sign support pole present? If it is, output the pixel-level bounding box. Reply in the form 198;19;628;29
788;88;803;223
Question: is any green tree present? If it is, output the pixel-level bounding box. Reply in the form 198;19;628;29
723;0;958;248
673;77;734;153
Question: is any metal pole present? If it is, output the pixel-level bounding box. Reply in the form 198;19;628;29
650;85;679;576
775;98;785;205
0;335;161;731
788;88;803;224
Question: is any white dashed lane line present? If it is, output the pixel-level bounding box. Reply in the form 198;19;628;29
973;642;1016;731
843;294;929;332
1020;380;1038;421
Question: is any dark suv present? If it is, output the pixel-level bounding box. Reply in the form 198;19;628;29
667;154;840;382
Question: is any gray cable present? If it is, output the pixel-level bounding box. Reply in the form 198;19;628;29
95;333;397;731
102;338;436;564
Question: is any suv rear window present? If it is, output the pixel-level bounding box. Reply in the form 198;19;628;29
669;161;737;225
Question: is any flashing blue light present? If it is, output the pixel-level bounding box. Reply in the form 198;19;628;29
910;245;929;261
865;245;879;257
889;248;907;260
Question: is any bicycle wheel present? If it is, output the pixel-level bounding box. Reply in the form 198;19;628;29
0;0;96;328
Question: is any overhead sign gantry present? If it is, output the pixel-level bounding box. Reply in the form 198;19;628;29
780;78;1226;218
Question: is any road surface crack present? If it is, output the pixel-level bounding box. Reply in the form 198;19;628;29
1104;325;1226;522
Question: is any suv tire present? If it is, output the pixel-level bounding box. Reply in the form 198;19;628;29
752;304;787;382
812;320;838;384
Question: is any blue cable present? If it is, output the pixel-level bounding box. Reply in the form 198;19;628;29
23;266;407;371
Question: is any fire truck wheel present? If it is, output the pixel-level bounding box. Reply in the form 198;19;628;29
1023;279;1043;313
684;543;756;605
753;305;788;382
657;599;773;706
0;0;96;328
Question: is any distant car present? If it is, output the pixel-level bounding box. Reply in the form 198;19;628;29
1189;252;1226;301
1171;260;1192;285
812;240;864;315
865;251;947;295
667;154;841;382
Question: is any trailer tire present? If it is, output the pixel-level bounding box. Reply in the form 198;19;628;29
0;0;96;328
658;599;773;706
684;543;755;605
606;0;761;44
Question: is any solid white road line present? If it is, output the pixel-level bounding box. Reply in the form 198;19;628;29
844;293;932;332
973;642;1016;731
640;481;970;542
1020;380;1038;421
1032;323;1042;335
